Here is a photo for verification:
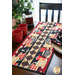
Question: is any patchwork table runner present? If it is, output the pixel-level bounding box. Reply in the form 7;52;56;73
12;21;62;74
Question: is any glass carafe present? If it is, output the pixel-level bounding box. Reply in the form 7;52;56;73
25;11;34;26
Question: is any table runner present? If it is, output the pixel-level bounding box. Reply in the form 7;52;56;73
12;21;62;74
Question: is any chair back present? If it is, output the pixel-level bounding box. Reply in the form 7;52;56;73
39;3;62;22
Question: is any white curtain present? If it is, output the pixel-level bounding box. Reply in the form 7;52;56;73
32;0;62;23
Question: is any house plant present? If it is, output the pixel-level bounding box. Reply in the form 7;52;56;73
12;0;34;29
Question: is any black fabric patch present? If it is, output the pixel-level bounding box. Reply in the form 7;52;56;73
33;46;39;49
47;26;51;28
36;41;41;45
39;38;44;41
43;32;48;34
26;55;33;60
49;23;53;25
45;29;50;31
18;47;29;53
30;50;36;55
22;61;29;66
41;35;46;37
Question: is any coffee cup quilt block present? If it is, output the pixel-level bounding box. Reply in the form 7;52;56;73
12;21;62;74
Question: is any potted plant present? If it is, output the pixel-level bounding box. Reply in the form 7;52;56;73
12;0;34;29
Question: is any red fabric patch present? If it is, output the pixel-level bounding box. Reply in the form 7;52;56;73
14;63;18;66
19;53;26;60
55;34;58;38
55;23;62;25
36;55;46;60
40;47;47;52
38;27;44;30
51;36;55;38
58;28;62;31
36;31;42;34
43;23;47;26
54;41;56;43
55;23;59;25
41;58;46;60
50;39;51;41
36;55;42;60
57;43;61;45
51;34;57;38
52;27;57;30
29;63;37;70
25;39;32;45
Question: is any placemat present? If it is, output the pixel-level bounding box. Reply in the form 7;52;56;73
12;22;61;74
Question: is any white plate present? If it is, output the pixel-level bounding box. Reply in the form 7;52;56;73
53;44;62;54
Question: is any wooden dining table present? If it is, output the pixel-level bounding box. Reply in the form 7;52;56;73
12;21;62;75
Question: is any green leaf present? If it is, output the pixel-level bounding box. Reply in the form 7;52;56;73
18;16;21;20
27;2;32;10
14;14;18;19
31;8;34;10
12;25;18;27
25;0;28;2
28;2;30;6
12;11;15;14
16;21;21;25
24;8;27;11
22;18;25;23
12;25;18;29
20;0;23;4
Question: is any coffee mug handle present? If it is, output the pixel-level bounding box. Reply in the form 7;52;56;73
12;35;16;41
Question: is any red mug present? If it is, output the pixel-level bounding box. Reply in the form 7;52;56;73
18;23;27;36
12;28;23;42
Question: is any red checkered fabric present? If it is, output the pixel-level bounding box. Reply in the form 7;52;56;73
19;53;26;60
29;63;37;70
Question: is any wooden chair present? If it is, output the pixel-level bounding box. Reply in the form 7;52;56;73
39;3;62;23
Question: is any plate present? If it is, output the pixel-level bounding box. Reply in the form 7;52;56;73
53;44;62;54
